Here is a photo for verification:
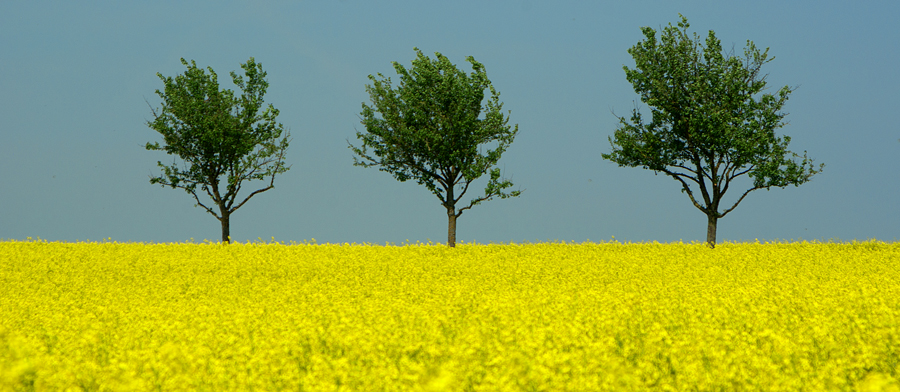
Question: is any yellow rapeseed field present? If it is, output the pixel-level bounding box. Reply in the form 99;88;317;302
1;239;898;391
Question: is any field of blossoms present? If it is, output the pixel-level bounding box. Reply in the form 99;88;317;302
1;239;899;391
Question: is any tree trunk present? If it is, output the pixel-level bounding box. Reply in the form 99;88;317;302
706;213;717;249
447;208;457;248
220;211;231;244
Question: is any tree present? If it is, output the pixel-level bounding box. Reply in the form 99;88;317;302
602;15;823;248
350;48;521;247
146;58;290;243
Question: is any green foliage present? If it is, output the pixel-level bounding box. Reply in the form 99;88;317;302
602;15;823;244
146;58;290;241
350;48;520;218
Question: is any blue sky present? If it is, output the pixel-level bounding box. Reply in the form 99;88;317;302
1;1;897;244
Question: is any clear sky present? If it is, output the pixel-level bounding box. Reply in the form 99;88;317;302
1;1;897;244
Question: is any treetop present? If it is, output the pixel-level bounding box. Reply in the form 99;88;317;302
352;48;520;218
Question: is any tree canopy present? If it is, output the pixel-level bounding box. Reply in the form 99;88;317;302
602;15;823;248
146;57;290;243
350;48;520;247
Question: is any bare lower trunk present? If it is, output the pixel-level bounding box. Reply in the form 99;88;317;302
220;210;231;244
447;209;457;248
706;214;717;249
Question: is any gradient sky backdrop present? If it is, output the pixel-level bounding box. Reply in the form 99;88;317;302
1;1;897;244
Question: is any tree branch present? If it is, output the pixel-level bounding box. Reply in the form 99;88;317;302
454;177;472;207
230;185;274;213
229;144;286;213
719;185;763;218
190;190;221;219
661;168;708;213
691;154;714;208
150;176;221;219
456;187;492;217
671;163;700;175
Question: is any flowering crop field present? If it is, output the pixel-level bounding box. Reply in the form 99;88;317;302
1;240;899;391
